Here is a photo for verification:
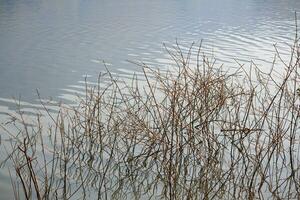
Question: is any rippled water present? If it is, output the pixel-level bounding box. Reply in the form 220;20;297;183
0;0;300;198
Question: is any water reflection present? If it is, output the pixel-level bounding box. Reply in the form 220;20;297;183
0;0;299;103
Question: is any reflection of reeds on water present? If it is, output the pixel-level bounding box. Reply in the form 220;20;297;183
2;36;300;199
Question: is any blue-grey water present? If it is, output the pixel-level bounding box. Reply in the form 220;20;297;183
0;0;300;199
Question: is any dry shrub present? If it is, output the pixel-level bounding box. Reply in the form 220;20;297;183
2;36;300;200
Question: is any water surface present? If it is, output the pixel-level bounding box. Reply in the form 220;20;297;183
0;0;300;198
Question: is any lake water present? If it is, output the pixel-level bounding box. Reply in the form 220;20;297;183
0;0;300;199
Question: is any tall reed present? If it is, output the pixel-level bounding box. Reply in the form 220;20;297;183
2;34;300;199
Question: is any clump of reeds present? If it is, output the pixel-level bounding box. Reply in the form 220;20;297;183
2;34;300;199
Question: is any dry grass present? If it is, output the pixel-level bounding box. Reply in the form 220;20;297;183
1;33;300;199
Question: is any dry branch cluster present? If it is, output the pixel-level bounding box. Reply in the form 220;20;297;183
2;40;300;199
